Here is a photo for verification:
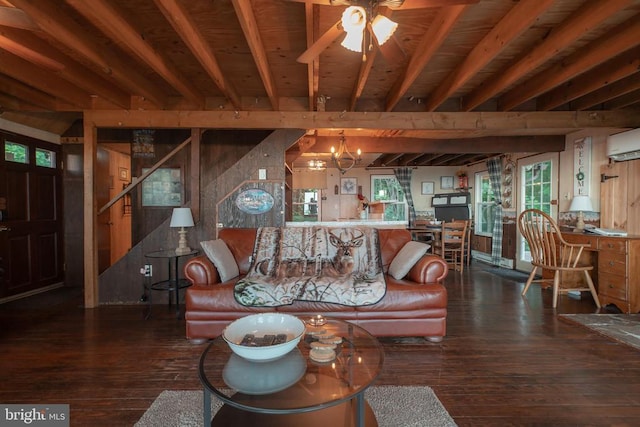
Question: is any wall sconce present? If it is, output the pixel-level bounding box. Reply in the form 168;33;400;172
170;207;194;254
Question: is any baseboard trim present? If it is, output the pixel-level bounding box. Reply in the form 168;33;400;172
0;282;65;305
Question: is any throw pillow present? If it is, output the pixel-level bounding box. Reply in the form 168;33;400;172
200;239;239;282
388;241;430;280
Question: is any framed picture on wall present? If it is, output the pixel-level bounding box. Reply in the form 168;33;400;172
421;181;435;195
440;176;454;190
141;167;182;206
340;177;357;195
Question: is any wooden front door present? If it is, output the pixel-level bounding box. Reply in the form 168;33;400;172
0;132;64;299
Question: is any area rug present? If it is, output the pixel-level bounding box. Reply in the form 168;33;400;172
484;267;534;283
560;314;640;351
135;386;457;427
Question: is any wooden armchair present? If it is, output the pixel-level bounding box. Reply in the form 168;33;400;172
433;220;468;273
517;209;600;308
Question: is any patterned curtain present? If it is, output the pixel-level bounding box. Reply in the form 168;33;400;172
486;158;503;266
394;167;416;226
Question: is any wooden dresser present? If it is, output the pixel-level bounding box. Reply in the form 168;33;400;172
562;232;640;313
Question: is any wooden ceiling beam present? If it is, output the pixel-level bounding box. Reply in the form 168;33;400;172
303;135;566;154
0;49;91;108
538;46;640;111
0;27;130;108
10;0;168;107
349;8;396;111
65;0;204;108
153;0;241;109
285;0;480;9
605;89;640;110
303;2;320;111
424;0;555;112
0;74;58;110
0;5;37;30
232;0;279;110
84;110;640;131
572;72;640;111
378;153;405;165
463;0;634;111
385;5;468;111
500;16;640;111
0;93;47;111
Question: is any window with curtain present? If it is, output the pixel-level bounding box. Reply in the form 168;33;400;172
370;175;407;221
475;171;496;236
291;189;320;221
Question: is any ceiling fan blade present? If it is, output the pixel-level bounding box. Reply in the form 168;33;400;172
297;19;343;64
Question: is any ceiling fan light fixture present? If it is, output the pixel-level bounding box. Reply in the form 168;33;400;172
341;6;366;52
307;159;327;171
371;14;398;46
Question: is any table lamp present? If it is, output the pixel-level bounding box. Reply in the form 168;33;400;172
170;207;194;255
569;195;593;232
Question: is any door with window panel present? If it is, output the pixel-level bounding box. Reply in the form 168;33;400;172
515;153;559;272
0;134;63;299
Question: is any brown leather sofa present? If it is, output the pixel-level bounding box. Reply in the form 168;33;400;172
184;228;449;342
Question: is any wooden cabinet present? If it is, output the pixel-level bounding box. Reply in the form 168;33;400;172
471;234;491;253
597;237;640;313
560;232;640;313
501;223;516;260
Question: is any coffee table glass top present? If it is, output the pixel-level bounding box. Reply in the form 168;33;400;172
199;318;384;414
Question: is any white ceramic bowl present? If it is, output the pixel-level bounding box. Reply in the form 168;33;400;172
222;313;306;362
223;348;306;394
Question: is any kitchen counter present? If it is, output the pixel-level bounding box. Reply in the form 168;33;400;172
286;220;407;229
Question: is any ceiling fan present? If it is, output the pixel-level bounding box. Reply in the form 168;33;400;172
293;0;478;64
295;0;406;64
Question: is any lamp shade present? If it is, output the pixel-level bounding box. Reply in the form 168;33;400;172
371;14;398;46
569;195;593;212
170;207;194;228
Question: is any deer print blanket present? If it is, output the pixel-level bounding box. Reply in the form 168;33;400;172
234;226;386;307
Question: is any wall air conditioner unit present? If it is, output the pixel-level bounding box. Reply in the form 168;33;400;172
606;128;640;161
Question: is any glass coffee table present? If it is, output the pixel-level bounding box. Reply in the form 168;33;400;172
199;318;384;426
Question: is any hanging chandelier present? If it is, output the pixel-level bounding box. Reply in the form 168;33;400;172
307;159;327;171
331;135;362;175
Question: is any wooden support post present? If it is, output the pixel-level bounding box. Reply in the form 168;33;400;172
190;128;201;222
83;118;98;308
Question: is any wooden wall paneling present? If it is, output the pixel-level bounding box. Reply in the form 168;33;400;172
62;143;84;289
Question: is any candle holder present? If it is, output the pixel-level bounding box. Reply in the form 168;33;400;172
307;314;326;326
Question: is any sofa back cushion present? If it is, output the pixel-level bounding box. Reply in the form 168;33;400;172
218;228;258;274
218;227;412;275
377;229;412;271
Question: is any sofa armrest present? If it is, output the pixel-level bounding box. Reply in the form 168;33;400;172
406;255;448;284
184;255;221;286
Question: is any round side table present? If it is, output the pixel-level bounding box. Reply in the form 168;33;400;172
144;249;198;319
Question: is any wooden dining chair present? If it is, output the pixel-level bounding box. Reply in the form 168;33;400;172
433;220;468;273
518;209;600;308
409;219;434;245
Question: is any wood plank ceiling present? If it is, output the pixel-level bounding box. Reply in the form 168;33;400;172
0;0;639;167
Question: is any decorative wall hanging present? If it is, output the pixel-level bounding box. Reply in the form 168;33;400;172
573;136;592;196
132;129;155;158
340;177;357;195
141;167;182;207
235;189;275;214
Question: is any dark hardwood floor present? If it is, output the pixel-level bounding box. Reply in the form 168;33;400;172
1;261;639;426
